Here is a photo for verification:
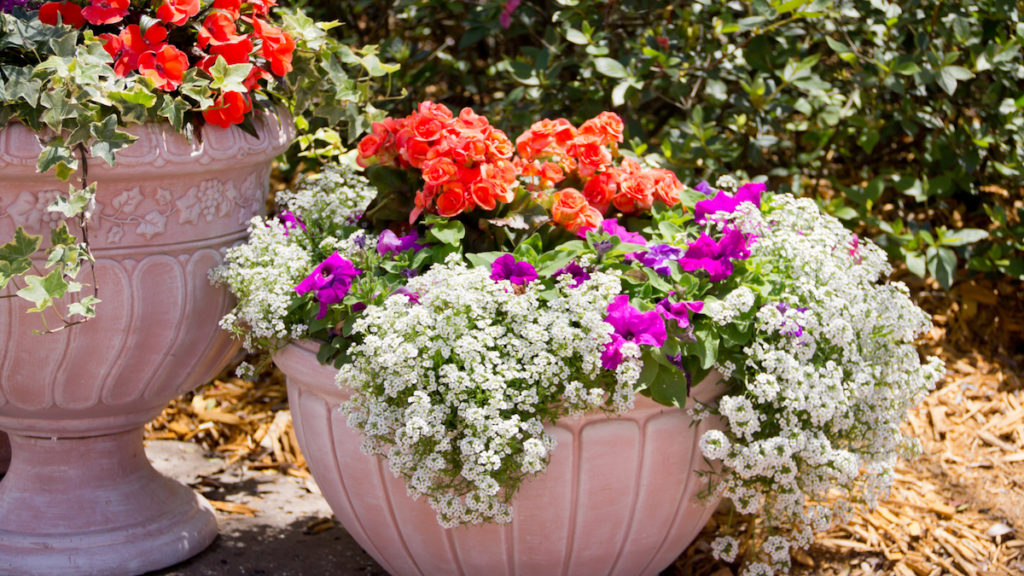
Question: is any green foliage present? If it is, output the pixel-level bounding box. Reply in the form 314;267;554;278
297;0;1024;287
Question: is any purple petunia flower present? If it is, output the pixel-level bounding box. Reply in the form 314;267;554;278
377;229;426;257
634;244;683;276
578;218;647;246
490;254;537;286
776;302;809;338
693;182;765;224
294;252;363;319
0;0;32;13
657;295;704;329
554;261;591;288
388;286;420;305
665;353;694;394
277;211;306;236
601;295;667;370
693;181;717;196
678;227;752;282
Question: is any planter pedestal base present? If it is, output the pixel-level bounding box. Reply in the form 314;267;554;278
0;428;217;576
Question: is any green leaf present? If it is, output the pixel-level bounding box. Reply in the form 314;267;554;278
48;183;97;218
565;28;589;45
427;220;466;245
926;246;957;290
937;66;972;96
90;115;136;167
208;56;253;93
892;61;921;75
611;81;631;107
593;57;628;79
941;229;989;247
825;36;850;53
16;268;69;312
111;85;157;124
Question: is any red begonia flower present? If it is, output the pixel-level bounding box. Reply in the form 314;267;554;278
81;0;129;25
38;2;85;28
203;91;252;129
156;0;200;26
138;45;189;91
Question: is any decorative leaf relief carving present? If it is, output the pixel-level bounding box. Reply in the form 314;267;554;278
3;174;268;243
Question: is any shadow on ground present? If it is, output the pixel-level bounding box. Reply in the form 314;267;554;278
147;514;385;576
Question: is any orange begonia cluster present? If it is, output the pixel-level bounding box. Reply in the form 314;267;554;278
356;103;519;220
357;104;685;232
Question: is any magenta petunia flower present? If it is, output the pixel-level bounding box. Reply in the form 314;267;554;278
693;182;765;224
601;295;667;370
578;218;647;246
656;295;704;329
634;244;683;276
554;261;590;288
294;252;363;319
490;254;537;286
678;227;752;282
377;229;426;257
499;0;520;28
388;286;420;305
273;211;306;236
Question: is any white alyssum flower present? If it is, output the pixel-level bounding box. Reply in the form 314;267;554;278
696;195;943;574
210;217;311;353
339;259;631;527
277;163;377;227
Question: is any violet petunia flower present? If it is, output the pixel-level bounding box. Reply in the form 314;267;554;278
490;254;537;286
693;182;765;224
554;261;591;288
579;218;647;246
377;229;426;257
693;181;717;196
657;295;704;329
601;295;667;370
678;227;752;282
294;252;363;319
634;244;683;276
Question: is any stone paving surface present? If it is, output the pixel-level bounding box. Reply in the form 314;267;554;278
144;440;386;576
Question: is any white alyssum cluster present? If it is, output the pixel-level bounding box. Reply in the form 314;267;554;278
210;218;311;355
339;259;630;528
699;196;944;574
277;163;377;227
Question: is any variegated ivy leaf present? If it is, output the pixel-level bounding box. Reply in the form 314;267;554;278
90;114;136;167
158;95;190;132
110;85;157;124
208;56;252;93
69;295;101;319
16;268;68;313
1;65;42;105
37;143;78;181
48;183;97;218
0;227;40;290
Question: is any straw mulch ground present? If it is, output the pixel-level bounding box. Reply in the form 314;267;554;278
144;270;1024;575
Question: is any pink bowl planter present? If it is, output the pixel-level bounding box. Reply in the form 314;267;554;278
0;115;293;576
275;339;725;576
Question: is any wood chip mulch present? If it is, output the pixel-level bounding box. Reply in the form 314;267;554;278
145;270;1024;575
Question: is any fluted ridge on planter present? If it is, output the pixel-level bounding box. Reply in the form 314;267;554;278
275;339;725;576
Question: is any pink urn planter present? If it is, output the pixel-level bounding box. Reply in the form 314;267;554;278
0;114;294;576
275;339;726;576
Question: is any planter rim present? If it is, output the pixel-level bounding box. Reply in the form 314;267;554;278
276;338;725;408
0;107;295;176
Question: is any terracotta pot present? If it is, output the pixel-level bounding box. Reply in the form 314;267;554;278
0;114;293;576
0;431;8;474
275;339;725;576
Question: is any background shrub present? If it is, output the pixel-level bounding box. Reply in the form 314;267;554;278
289;0;1024;289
